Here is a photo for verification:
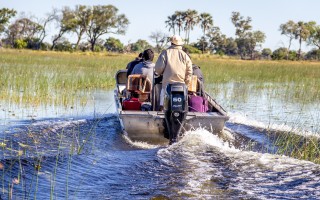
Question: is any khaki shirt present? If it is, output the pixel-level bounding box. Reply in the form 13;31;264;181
155;45;193;90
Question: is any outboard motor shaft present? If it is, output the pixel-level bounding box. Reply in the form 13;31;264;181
164;83;188;144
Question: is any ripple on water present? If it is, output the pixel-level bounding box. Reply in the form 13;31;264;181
157;128;320;199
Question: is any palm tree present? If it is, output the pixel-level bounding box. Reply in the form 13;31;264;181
199;13;213;36
183;9;199;44
199;12;213;53
165;14;176;35
175;11;184;36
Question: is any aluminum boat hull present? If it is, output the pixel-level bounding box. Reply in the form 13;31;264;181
114;90;229;145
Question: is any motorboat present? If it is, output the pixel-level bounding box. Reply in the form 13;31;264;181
114;69;229;145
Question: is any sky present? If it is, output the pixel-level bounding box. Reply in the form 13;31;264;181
2;0;320;51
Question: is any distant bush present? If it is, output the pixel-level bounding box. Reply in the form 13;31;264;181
261;48;272;60
272;47;297;60
13;39;27;49
183;44;201;54
54;41;73;52
104;37;124;52
305;49;320;61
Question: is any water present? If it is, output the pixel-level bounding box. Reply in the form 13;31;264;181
1;87;320;199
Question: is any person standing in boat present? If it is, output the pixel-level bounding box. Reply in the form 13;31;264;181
126;52;143;77
131;49;155;83
155;35;193;110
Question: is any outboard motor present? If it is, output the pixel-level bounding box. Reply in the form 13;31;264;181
164;83;188;144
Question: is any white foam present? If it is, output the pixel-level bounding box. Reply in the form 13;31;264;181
122;134;162;149
229;112;320;138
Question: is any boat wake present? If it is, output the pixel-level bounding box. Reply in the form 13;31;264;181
228;112;320;138
122;133;163;149
157;128;320;199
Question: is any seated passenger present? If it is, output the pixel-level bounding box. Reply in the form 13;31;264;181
131;49;155;85
126;52;143;77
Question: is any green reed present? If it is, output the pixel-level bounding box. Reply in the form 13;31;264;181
2;49;320;106
273;130;320;164
0;49;133;107
196;58;320;103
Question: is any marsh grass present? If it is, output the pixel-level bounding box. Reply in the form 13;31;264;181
272;131;320;164
1;49;320;106
0;49;133;107
196;58;320;104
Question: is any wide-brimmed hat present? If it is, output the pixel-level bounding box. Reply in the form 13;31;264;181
171;35;184;45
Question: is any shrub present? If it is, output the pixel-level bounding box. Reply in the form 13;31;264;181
13;39;27;49
183;44;201;54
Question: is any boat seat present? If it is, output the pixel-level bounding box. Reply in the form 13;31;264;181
115;70;128;96
127;74;152;102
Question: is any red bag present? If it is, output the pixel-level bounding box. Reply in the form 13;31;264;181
188;95;208;112
122;97;141;110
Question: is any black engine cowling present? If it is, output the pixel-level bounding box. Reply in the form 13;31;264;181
164;83;188;144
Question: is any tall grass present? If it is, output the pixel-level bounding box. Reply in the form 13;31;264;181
1;49;320;106
0;49;133;106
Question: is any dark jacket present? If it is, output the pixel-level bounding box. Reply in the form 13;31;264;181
126;59;142;77
192;64;204;84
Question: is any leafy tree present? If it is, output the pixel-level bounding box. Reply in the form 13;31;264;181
104;37;124;52
51;7;78;50
0;8;17;34
272;47;288;60
231;12;265;59
231;11;252;39
246;31;266;59
295;21;314;60
149;30;168;53
305;49;320;60
272;47;297;60
279;20;297;59
35;9;57;49
131;39;152;52
194;36;210;53
73;5;91;50
231;11;252;59
207;26;237;56
86;5;129;51
6;18;42;47
261;48;272;59
199;13;213;53
307;23;320;50
93;38;105;52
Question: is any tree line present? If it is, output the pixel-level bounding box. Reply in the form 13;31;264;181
1;6;320;61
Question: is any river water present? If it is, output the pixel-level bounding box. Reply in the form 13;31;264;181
1;86;320;199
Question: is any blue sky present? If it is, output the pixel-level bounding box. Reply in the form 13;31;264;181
2;0;320;51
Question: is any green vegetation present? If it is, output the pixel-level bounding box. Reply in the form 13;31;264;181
1;49;320;107
1;5;320;60
274;131;320;164
0;49;130;106
1;49;320;165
